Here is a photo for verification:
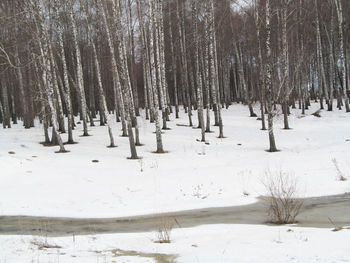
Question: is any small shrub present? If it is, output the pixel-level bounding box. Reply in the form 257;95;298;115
332;158;347;181
156;217;174;243
262;169;303;224
30;237;61;250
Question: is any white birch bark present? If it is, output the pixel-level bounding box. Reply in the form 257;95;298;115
203;4;211;132
68;0;89;136
335;0;350;112
281;0;290;128
168;2;179;119
34;0;67;152
154;0;169;129
99;0;128;136
84;1;116;147
208;0;219;126
149;0;165;153
254;0;266;130
57;23;74;142
192;0;205;141
209;0;223;137
136;0;154;121
315;0;329;107
112;0;139;158
33;56;50;143
127;0;140;116
265;0;278;152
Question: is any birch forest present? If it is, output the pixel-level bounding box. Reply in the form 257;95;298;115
0;0;349;156
2;1;350;261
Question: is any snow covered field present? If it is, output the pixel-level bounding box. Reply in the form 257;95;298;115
1;225;350;263
1;103;349;218
1;102;350;262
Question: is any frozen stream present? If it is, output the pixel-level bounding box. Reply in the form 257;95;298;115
0;193;349;237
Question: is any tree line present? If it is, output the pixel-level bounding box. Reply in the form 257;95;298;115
0;0;349;157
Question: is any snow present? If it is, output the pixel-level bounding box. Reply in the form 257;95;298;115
0;102;349;218
1;102;350;262
1;224;349;263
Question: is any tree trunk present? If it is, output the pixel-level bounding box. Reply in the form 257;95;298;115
113;0;140;158
99;0;128;137
335;0;349;112
265;0;278;152
35;0;67;153
149;0;165;153
69;0;89;136
192;0;205;142
84;1;115;148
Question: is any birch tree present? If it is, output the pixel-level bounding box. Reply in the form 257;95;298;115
99;0;128;137
335;0;350;112
254;0;266;131
280;0;291;129
68;0;89;136
112;0;140;159
265;0;278;152
32;0;67;153
83;0;116;147
149;0;165;153
192;0;205;142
